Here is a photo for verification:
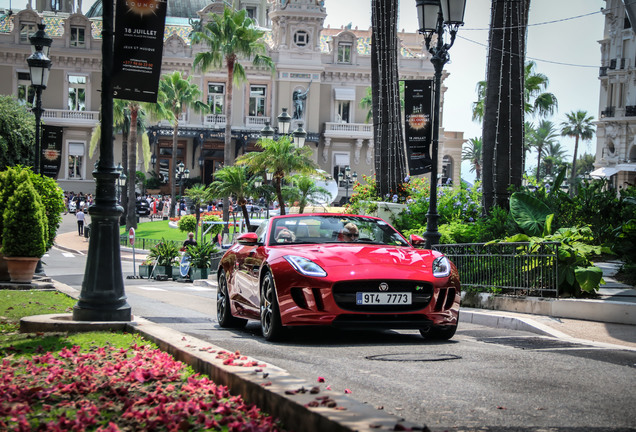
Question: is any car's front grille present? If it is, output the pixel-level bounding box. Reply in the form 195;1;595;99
332;280;433;312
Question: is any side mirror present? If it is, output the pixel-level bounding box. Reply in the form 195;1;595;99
410;234;425;246
237;232;259;245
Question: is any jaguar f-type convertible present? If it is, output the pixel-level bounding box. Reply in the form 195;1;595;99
216;213;460;341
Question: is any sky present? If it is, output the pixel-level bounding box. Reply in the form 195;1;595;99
1;0;606;181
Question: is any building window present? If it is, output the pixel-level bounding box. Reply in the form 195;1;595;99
51;0;61;11
337;101;351;123
294;30;309;47
208;84;225;114
20;23;37;43
70;26;85;47
333;153;350;184
68;142;85;179
68;75;87;111
17;72;35;105
337;43;352;64
249;85;266;116
246;7;256;20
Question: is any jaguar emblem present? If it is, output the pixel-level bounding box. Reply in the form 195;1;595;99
379;282;389;291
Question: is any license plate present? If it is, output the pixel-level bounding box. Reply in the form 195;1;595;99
356;292;412;305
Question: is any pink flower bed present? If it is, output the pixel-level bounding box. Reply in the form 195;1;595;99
0;344;285;431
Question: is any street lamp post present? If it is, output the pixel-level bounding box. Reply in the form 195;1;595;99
26;23;52;174
115;163;127;204
416;0;466;249
338;165;358;204
175;161;190;215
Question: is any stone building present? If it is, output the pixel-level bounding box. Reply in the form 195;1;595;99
593;0;636;187
0;0;464;200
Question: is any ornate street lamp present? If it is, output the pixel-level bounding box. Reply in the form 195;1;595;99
292;123;307;148
260;120;275;139
150;153;157;168
73;0;131;322
416;0;466;249
175;161;190;203
277;108;292;135
27;23;52;174
115;163;127;204
338;165;358;204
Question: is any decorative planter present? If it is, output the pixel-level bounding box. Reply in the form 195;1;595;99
4;256;40;283
190;267;209;280
153;265;172;278
0;250;10;282
172;266;182;280
210;252;224;271
139;265;151;278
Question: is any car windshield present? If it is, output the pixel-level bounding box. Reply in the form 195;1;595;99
268;215;409;247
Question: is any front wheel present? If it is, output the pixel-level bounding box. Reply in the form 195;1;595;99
217;270;247;328
260;271;284;341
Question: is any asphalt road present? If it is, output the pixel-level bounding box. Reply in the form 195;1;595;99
43;235;636;432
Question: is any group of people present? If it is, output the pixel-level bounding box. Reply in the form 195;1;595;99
64;191;93;215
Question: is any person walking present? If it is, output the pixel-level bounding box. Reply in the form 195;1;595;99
76;208;85;236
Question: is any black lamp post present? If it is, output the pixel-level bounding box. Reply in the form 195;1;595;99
73;0;131;322
115;163;127;203
175;160;190;202
416;0;466;249
26;23;52;174
338;165;357;204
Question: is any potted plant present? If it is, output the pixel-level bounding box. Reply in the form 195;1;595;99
139;258;153;278
185;241;220;280
147;238;180;279
1;179;48;283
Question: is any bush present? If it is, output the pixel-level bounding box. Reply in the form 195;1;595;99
2;179;47;257
177;214;197;233
21;167;65;251
0;167;23;245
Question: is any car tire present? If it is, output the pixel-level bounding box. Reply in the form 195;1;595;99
260;271;284;341
419;323;457;340
217;270;247;328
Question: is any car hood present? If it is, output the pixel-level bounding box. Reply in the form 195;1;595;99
277;243;437;270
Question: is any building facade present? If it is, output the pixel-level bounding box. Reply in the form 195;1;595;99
593;0;636;187
0;0;464;201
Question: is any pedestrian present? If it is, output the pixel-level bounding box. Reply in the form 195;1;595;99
183;232;197;249
76;207;85;236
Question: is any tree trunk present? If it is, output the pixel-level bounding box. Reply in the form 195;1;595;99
222;58;236;231
371;0;406;199
121;130;128;226
570;135;579;196
275;175;285;216
126;107;138;230
170;122;179;218
482;0;528;213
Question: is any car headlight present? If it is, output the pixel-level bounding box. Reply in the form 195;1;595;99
284;255;327;277
432;256;451;278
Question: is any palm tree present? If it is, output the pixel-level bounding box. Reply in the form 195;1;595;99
541;141;569;178
359;86;373;124
287;174;331;214
527;120;558;181
191;6;274;225
155;71;209;218
184;184;208;241
207;165;258;232
235;136;318;216
560;110;595;194
472;61;558;123
370;0;407;198
461;137;483;182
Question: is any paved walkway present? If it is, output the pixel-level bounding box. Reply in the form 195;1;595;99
53;230;636;350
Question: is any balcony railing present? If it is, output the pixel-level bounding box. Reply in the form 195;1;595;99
324;122;373;138
601;106;615;118
245;116;270;129
204;114;227;127
41;109;99;125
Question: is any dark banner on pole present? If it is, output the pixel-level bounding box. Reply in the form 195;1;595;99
112;0;167;103
41;125;63;179
404;80;433;175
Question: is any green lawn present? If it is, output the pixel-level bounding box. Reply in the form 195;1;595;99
120;220;185;242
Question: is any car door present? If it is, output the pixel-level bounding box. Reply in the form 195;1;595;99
233;223;268;316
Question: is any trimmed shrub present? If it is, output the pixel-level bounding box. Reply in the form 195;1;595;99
2;179;47;257
177;214;197;233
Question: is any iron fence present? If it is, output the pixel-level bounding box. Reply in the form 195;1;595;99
119;235;181;251
433;242;560;297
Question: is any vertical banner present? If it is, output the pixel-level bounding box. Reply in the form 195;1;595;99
404;80;433;175
112;0;168;103
41;125;63;179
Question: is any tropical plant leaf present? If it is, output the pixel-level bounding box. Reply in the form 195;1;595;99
509;192;552;236
575;265;604;293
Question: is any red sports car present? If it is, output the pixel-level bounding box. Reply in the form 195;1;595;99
216;213;460;341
